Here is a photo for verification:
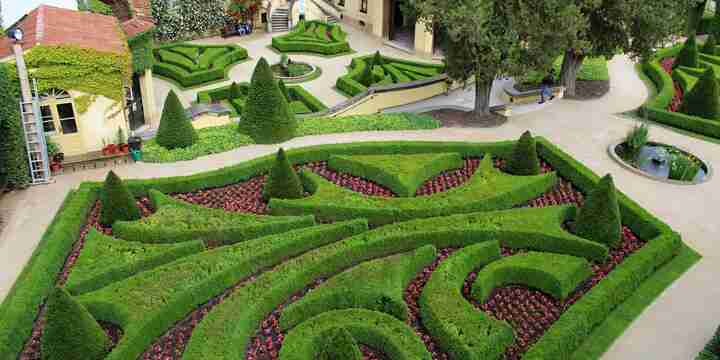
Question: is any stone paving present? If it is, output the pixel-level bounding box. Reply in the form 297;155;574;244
0;34;718;360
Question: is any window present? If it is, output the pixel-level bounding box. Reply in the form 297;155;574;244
40;89;79;135
360;0;367;13
338;0;345;7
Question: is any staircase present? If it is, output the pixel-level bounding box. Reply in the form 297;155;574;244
271;7;290;32
325;14;340;25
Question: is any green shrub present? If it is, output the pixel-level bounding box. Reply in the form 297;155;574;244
316;327;363;360
263;148;304;200
42;287;110;360
152;43;248;88
358;55;375;87
624;123;650;159
674;36;699;69
229;81;242;99
239;58;297;144
680;67;720;120
505;130;541;175
0;64;30;189
271;21;352;55
278;79;290;102
471;252;592;302
574;174;622;248
696;326;720;359
101;171;141;225
156;90;198;149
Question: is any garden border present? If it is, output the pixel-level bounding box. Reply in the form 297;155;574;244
0;139;700;359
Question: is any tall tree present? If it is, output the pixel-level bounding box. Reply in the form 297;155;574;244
556;0;697;97
414;0;579;119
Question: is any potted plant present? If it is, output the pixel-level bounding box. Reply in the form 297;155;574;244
46;136;62;173
117;127;130;154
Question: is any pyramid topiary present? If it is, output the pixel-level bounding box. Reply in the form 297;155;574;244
505;130;540;175
239;58;297;144
278;79;291;102
574;174;622;248
702;35;718;55
359;56;375;87
41;287;111;360
263;148;304;201
373;51;384;66
680;67;720;119
156;90;198;149
674;35;699;69
101;170;141;225
316;327;362;360
229;81;243;99
0;64;30;190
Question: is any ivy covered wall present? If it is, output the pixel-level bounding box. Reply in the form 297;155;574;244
0;64;31;190
128;29;156;75
151;0;228;41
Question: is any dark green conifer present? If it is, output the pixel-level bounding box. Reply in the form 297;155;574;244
101;170;141;225
156;90;198;149
505;131;540;176
574;174;622;248
674;35;699;68
680;67;720;119
263;148;304;200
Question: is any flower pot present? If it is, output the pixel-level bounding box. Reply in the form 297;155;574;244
50;162;62;173
107;144;118;154
119;144;130;154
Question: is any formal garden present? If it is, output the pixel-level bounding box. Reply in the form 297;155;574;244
271;20;352;56
153;43;250;88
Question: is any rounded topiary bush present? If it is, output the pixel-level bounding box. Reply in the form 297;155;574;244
156;90;198;149
680;67;720;120
574;174;622;248
674;35;699;69
505;130;540;176
239;57;297;144
41;287;110;360
263;148;304;200
316;327;362;360
101;170;141;225
229;81;243;99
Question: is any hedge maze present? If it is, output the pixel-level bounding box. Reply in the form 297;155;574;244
0;139;697;360
337;53;447;96
272;20;352;56
197;82;328;116
153;43;249;88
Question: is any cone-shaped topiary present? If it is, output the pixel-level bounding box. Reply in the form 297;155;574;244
101;170;141;225
41;287;111;360
359;56;375;87
574;174;622;248
278;79;291;102
0;64;30;190
263;148;304;201
680;67;720;119
229;81;243;99
505;130;540;175
373;51;384;66
316;327;362;360
674;35;699;68
240;58;297;144
702;35;718;55
156;90;198;149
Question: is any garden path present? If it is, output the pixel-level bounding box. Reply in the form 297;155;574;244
1;54;719;359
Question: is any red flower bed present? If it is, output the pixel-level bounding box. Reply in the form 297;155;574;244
659;57;685;113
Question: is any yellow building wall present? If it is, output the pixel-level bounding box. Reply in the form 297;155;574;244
331;80;449;117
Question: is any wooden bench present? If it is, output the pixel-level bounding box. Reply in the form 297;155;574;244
503;83;565;105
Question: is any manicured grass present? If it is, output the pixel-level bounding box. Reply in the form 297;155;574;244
521;56;609;85
141;113;441;163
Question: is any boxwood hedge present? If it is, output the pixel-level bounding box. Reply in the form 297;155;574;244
272;21;352;56
153;43;248;88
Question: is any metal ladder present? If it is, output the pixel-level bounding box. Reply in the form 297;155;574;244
19;92;50;185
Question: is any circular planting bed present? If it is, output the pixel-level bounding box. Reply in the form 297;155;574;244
609;140;712;184
271;62;319;83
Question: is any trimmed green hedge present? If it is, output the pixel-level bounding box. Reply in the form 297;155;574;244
65;229;205;295
270;155;558;226
337;54;446;96
272;21;352;55
153;43;248;88
280;245;437;330
113;190;315;245
327;152;464;197
80;221;368;360
280;309;431;359
420;241;514;359
471;252;592;302
197;82;327;116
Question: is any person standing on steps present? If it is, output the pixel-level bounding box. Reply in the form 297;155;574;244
539;69;556;104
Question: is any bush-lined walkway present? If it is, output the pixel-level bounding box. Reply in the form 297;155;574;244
1;56;719;360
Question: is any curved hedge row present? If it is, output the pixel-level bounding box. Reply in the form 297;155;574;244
279;245;437;330
279;309;431;359
420;241;514;359
328;153;464;197
196;82;327;116
80;221;368;360
336;54;446;96
272;21;351;56
153;43;248;88
65;229;205;295
641;44;720;139
113;190;315;245
471;251;592;302
270;155;559;226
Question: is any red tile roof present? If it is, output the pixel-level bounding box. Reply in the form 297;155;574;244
0;5;128;59
120;17;155;37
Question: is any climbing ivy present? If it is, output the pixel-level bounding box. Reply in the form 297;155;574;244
7;45;131;108
151;0;227;41
128;29;156;74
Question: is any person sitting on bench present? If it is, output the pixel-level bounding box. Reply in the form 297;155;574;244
539;69;556;104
